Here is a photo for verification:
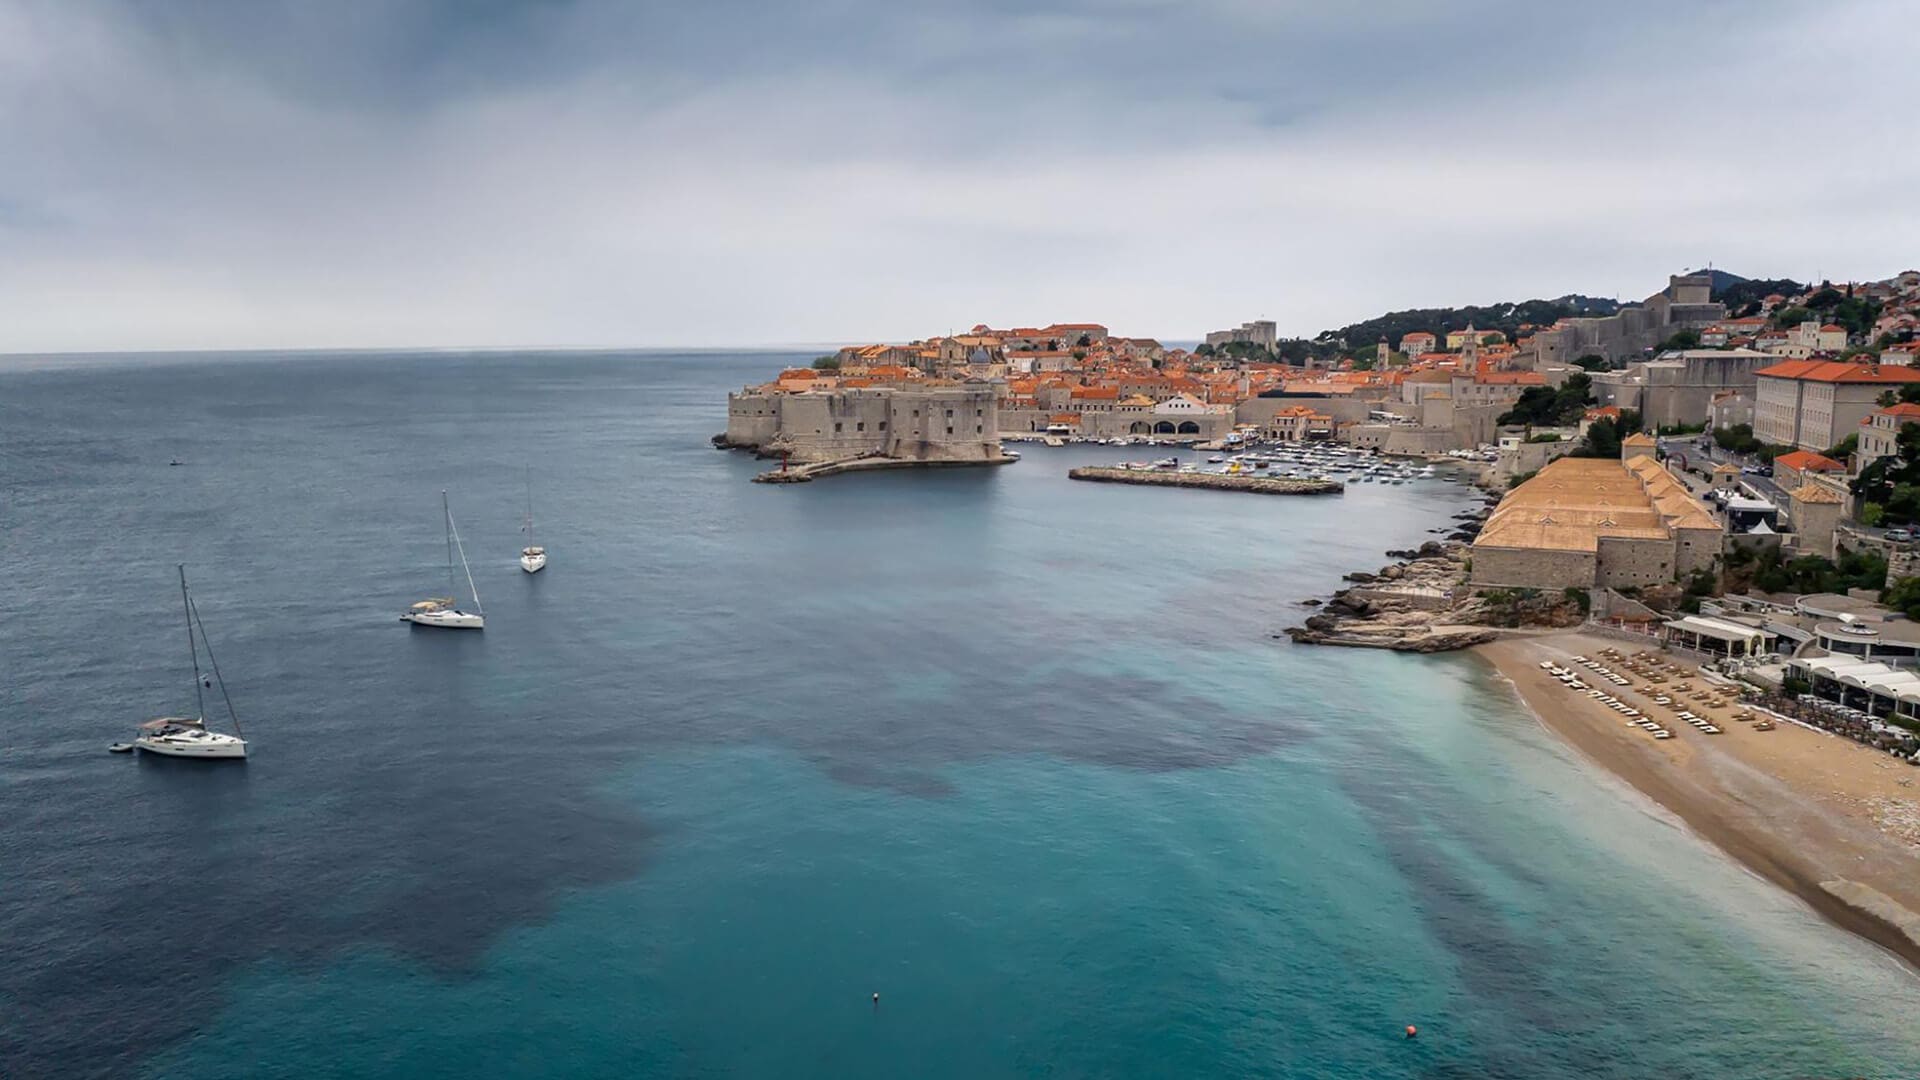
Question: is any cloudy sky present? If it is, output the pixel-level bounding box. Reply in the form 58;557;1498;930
2;0;1915;352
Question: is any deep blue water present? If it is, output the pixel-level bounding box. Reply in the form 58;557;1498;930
3;350;1917;1079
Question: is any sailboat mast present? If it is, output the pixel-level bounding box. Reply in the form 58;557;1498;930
448;499;482;614
179;564;207;721
525;466;535;548
442;489;456;600
188;592;244;739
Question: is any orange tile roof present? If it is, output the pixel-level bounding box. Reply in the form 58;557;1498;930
1757;360;1920;383
1878;403;1920;419
1791;483;1845;505
1773;450;1844;472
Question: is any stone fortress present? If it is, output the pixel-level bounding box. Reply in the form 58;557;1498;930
722;382;1004;465
1470;439;1723;591
1519;272;1727;367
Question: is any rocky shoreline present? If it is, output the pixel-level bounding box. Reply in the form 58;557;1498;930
1281;499;1581;652
1282;540;1502;652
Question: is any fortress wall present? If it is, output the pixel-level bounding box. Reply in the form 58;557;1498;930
1596;535;1678;588
726;392;782;447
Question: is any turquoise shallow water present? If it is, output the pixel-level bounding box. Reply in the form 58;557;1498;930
4;351;1918;1078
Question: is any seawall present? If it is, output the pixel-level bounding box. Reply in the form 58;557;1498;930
1067;467;1341;495
755;455;1014;484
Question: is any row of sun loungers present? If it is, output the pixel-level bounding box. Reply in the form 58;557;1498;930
1543;654;1741;738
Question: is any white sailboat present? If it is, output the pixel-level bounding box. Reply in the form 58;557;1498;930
134;565;249;759
520;467;546;574
402;490;485;630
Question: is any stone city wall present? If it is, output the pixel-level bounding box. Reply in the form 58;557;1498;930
1470;545;1597;589
1595;534;1678;588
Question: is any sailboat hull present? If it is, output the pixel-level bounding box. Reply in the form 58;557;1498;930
520;549;546;574
135;733;248;759
402;609;485;630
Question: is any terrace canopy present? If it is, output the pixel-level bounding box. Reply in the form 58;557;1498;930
1662;615;1774;658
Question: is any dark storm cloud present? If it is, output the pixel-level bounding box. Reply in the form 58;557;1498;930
0;0;1913;351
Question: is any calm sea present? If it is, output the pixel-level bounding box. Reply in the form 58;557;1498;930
2;351;1916;1079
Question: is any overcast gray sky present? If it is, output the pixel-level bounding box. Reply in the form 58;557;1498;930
2;0;1915;352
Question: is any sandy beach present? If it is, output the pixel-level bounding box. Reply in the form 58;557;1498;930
1480;631;1920;970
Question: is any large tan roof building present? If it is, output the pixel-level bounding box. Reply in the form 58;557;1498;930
1471;455;1721;590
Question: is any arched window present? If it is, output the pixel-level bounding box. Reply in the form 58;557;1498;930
1154;421;1176;434
1177;421;1200;434
1130;421;1151;434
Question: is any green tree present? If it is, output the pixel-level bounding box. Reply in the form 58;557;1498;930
1577;421;1617;458
1499;372;1595;427
1571;354;1610;372
1713;423;1763;456
1884;577;1920;621
1830;295;1882;339
1655;329;1702;352
811;355;841;371
1852;421;1920;524
1749;547;1886;595
1827;432;1859;461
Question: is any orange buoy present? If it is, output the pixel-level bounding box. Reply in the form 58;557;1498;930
1405;1025;1418;1039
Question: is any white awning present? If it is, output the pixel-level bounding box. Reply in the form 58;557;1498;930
1800;657;1920;705
1664;615;1772;644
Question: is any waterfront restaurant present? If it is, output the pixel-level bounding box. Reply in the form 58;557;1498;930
1661;615;1776;658
1792;655;1920;723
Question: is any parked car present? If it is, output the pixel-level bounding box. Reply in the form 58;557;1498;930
1887;529;1914;543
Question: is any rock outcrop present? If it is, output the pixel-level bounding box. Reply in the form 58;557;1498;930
1283;540;1581;653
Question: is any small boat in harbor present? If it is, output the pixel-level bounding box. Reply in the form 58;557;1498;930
403;491;485;630
132;565;248;760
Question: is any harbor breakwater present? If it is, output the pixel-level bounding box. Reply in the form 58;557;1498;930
1067;467;1342;495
